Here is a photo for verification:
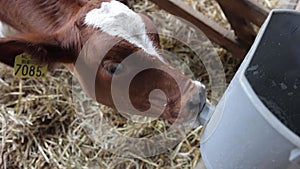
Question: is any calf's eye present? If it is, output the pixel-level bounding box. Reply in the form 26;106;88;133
103;62;124;75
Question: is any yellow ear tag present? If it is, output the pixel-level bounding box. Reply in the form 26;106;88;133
14;53;48;78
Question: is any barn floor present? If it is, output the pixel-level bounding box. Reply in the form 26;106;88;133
0;0;286;169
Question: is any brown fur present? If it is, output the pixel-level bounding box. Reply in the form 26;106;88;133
0;0;205;123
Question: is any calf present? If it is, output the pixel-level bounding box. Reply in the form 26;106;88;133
0;0;206;123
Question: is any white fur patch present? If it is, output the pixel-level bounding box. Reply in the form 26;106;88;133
0;22;18;37
84;0;163;60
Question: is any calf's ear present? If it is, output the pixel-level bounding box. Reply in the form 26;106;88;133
0;33;75;67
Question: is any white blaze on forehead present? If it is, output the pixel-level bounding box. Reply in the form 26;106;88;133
84;0;163;60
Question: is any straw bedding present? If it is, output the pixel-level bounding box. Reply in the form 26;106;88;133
0;0;283;168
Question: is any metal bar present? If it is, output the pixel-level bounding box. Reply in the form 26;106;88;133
216;0;258;47
149;0;248;58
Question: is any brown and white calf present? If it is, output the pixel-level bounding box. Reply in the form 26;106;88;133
0;0;206;123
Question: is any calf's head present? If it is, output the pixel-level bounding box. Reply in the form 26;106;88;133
0;0;206;123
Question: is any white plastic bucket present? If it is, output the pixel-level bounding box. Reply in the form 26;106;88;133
199;9;300;169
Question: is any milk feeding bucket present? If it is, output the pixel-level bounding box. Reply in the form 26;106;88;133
198;9;300;169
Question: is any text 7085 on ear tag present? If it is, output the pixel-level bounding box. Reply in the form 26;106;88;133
14;53;48;78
